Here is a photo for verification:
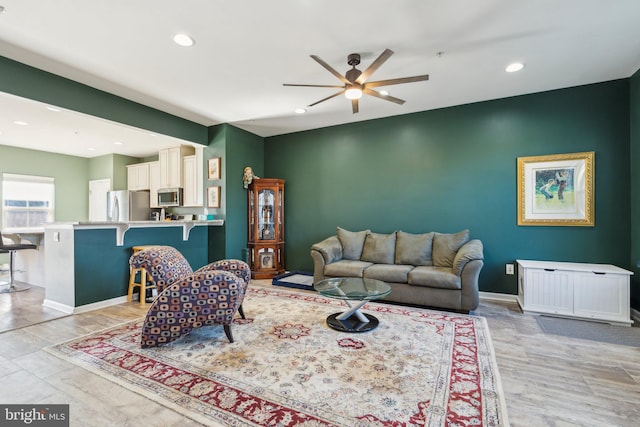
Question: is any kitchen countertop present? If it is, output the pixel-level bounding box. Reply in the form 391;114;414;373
45;219;224;245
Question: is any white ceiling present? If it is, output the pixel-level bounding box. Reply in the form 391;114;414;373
0;0;639;158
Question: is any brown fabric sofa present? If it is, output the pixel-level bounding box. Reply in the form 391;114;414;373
311;227;484;312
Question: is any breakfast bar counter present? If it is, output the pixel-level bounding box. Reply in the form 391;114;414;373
43;220;224;313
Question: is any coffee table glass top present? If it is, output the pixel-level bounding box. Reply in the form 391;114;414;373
314;277;391;301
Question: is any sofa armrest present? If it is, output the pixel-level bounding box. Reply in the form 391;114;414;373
311;235;342;264
311;235;343;284
452;239;484;276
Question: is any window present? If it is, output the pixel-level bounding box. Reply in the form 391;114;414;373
2;173;55;231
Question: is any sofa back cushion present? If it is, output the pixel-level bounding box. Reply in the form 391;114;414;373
395;231;435;266
432;230;470;267
337;227;370;260
361;232;396;264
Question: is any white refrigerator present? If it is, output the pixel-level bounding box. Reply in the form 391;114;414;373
106;190;151;222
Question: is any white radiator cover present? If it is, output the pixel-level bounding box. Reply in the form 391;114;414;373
517;260;633;326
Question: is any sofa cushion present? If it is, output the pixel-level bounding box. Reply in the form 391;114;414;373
337;227;370;260
432;230;470;267
395;231;435;266
363;264;413;283
324;260;373;278
361;232;396;264
408;266;461;290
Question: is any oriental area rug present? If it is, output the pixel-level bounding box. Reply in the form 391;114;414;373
46;287;509;426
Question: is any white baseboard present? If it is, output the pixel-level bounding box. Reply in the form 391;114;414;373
42;299;74;315
632;308;640;325
73;295;129;314
479;291;518;303
43;295;130;314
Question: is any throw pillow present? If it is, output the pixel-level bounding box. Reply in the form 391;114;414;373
361;232;397;264
337;227;370;260
432;229;470;267
395;231;435;266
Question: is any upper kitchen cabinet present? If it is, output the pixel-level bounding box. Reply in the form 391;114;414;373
158;146;195;189
183;147;204;207
127;162;150;191
149;161;160;208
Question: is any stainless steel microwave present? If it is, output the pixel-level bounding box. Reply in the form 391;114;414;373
157;188;183;207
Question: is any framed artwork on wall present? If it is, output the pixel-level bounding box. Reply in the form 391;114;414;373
517;151;594;226
207;186;221;208
208;157;221;180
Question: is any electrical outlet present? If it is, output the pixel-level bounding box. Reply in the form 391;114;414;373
505;264;514;275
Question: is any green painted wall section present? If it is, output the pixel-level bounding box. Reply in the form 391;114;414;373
73;226;208;306
265;80;631;296
205;124;264;261
0;55;208;145
630;69;640;308
0;145;89;222
88;155;114;182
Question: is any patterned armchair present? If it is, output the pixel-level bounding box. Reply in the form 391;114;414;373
129;246;250;348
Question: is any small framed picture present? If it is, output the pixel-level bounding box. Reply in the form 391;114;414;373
207;186;221;208
259;252;274;269
208;157;221;180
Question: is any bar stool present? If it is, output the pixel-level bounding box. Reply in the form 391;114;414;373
0;233;37;293
127;245;157;306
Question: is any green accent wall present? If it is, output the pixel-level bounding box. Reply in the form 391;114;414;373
265;80;631;297
630;68;640;308
0;56;207;145
73;226;208;305
206;124;264;261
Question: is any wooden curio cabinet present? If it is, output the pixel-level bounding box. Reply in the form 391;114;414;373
247;178;285;279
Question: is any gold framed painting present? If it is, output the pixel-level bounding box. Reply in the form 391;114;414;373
517;151;594;226
207;186;221;208
208;157;221;180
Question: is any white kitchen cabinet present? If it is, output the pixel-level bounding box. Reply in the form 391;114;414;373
126;163;150;191
517;259;633;326
148;161;160;208
182;147;203;207
158;146;195;189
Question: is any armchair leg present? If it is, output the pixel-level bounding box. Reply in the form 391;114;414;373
238;304;246;320
223;325;234;343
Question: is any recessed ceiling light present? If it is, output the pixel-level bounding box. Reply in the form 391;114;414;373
114;141;123;145
379;90;389;96
173;33;195;47
88;147;96;151
295;108;306;114
505;62;524;73
13;120;28;126
46;106;62;112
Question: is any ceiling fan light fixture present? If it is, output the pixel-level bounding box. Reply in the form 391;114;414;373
345;86;363;100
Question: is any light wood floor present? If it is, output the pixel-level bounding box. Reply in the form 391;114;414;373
0;281;639;426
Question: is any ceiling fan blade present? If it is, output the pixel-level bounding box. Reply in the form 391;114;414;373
355;48;394;85
352;99;359;114
308;90;345;107
310;55;351;85
364;88;405;105
365;75;430;88
283;83;345;88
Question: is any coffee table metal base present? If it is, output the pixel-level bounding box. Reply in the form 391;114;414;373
326;299;379;332
326;312;380;332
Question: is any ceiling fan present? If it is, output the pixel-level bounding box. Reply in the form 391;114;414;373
283;48;429;114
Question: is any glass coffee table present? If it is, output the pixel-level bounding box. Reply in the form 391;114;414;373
314;277;391;332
